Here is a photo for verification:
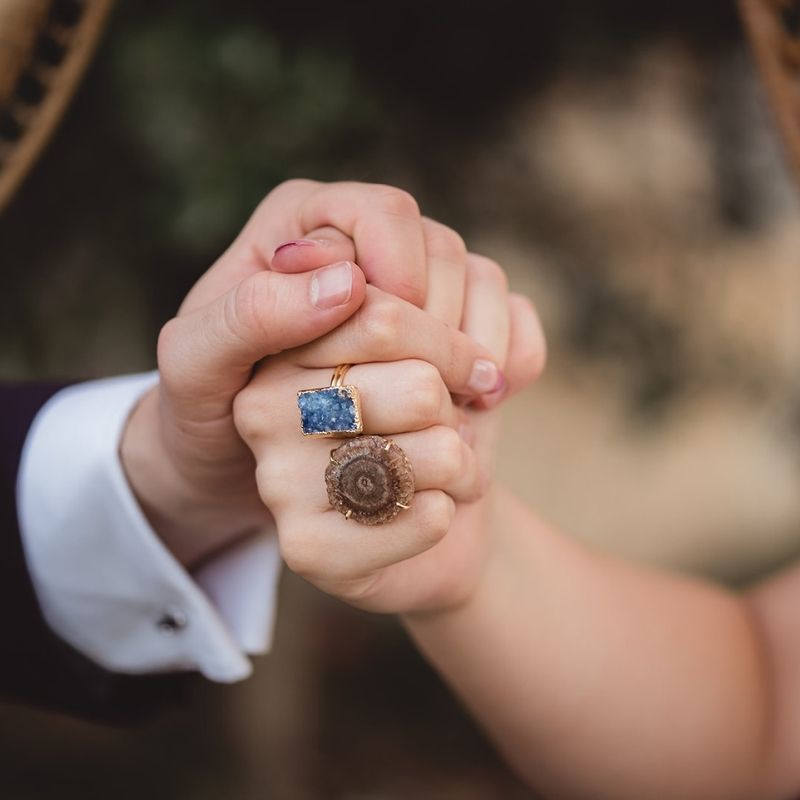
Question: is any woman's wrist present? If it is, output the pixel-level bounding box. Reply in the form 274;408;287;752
400;487;507;625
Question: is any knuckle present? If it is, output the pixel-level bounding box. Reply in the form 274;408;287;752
280;177;315;192
252;456;296;517
252;455;270;487
232;386;261;442
473;459;493;498
359;297;404;351
233;365;284;443
278;524;316;577
253;458;277;502
512;349;545;389
417;490;454;545
373;185;421;218
469;253;509;292
427;220;467;258
156;317;179;367
252;180;319;231
408;361;444;425
267;178;317;202
432;427;464;484
524;337;548;382
512;295;548;382
511;291;535;314
156;317;185;385
461;456;490;503
335;573;383;607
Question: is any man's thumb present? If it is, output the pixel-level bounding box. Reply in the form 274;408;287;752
158;261;365;414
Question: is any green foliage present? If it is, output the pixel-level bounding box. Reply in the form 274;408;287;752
111;12;382;253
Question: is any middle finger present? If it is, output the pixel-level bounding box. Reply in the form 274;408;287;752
422;217;467;328
242;359;460;440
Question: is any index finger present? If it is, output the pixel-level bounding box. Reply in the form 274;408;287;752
298;182;428;308
291;286;504;397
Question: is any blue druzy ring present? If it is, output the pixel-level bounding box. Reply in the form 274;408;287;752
297;364;364;438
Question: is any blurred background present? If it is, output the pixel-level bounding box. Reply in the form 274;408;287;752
2;0;800;797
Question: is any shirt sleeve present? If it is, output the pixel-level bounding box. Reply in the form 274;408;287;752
16;373;282;683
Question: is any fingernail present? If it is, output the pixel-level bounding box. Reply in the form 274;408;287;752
274;238;325;256
458;421;475;446
482;373;508;407
468;359;503;394
310;261;354;309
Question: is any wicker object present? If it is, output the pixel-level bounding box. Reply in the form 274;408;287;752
0;0;113;213
739;0;800;183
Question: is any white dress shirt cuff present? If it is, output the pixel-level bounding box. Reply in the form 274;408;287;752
17;373;282;683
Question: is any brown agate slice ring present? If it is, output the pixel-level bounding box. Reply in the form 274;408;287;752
325;435;415;525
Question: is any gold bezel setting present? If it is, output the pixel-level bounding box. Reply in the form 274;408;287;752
297;384;364;438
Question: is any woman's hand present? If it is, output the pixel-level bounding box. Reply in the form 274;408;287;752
119;180;506;567
233;244;545;615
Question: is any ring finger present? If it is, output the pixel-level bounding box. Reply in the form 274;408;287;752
241;359;462;440
258;423;483;511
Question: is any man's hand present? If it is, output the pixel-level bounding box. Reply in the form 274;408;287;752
119;180;504;567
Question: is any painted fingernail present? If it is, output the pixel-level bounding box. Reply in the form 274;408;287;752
310;261;354;309
274;238;325;256
468;359;503;394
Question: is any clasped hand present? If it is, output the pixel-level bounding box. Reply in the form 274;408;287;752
121;180;546;616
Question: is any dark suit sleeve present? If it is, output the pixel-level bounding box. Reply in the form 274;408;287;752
0;384;194;722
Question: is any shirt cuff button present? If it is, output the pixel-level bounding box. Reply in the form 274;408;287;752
157;607;188;633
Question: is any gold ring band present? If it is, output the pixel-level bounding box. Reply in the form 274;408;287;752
330;364;351;388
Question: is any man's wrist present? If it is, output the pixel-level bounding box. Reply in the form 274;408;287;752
120;385;263;567
120;386;196;564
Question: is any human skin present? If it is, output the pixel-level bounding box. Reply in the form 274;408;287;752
240;329;800;798
223;190;800;800
401;490;800;800
232;242;546;613
120;180;508;568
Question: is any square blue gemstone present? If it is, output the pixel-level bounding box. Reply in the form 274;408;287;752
297;386;360;435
